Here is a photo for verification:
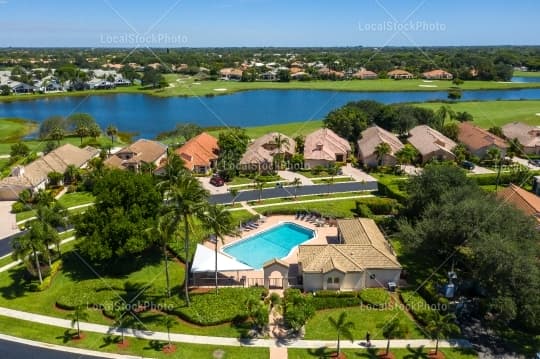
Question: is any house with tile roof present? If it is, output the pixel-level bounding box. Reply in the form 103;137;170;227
501;122;540;155
352;68;378;80
358;126;404;167
387;69;414;79
497;184;540;227
408;125;457;164
422;69;453;80
298;218;401;291
304;128;351;168
174;132;219;174
0;144;99;200
458;122;508;158
105;139;167;173
240;132;296;173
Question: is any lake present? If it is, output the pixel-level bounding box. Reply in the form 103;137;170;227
2;88;540;139
512;76;540;83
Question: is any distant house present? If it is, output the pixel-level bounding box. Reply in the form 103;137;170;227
422;69;453;80
387;69;414;79
8;81;37;94
259;71;277;81
501;122;540;155
408;125;457;164
219;68;243;80
87;79;115;90
304;128;351;168
240;132;296;172
352;68;378;80
175;132;219;174
497;184;540;227
318;68;345;79
0;144;99;201
298;218;401;291
105;139;167;173
458;122;508;158
358;126;404;167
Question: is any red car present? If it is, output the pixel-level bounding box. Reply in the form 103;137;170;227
210;175;225;187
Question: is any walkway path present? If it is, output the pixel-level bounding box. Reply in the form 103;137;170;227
17;202;94;225
277;170;313;185
240;201;259;216
0;307;472;350
341;164;378;182
0;201;19;240
249;194;374;209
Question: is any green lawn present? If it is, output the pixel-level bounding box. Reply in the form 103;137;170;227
289;347;478;359
248;191;369;206
57;191;95;208
311;177;353;184
0;315;268;359
0;134;125;155
0;118;38;142
237;120;323;139
304;305;425;341
256;197;359;218
417;100;540;128
514;70;540;78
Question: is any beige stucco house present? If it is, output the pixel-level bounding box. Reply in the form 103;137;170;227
304;128;351;168
240;132;296;172
105;139;167;173
408;125;457;164
501;122;540;155
298;218;401;291
358;126;404;167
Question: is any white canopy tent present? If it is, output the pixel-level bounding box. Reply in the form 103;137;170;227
191;244;254;273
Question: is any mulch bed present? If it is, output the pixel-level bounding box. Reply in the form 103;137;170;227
162;344;177;354
71;333;86;341
330;352;347;359
117;339;130;350
428;351;445;359
377;351;396;359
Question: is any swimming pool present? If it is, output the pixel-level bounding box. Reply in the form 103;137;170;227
222;222;315;269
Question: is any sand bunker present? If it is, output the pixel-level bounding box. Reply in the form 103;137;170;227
419;84;438;88
214;88;227;92
535;113;540;116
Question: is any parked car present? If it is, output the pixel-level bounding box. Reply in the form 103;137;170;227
209;174;225;187
461;160;475;170
528;159;540;167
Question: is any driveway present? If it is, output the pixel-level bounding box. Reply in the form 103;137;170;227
277;170;313;185
511;156;540;170
0;201;19;240
209;180;378;204
340;164;378;182
469;165;495;175
197;176;229;195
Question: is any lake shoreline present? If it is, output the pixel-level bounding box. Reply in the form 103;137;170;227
2;79;540;104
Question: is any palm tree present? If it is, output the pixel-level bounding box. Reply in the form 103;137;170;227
374;142;392;166
88;123;101;140
425;312;460;354
395;144;419;165
74;125;89;145
166;173;209;306
292;177;301;199
162;315;175;348
154;214;177;298
201;204;236;294
50;127;65;146
68;305;89;339
328;312;355;356
157;153;187;195
106;125;118;147
64;164;79;184
273;133;290;170
435;105;455;131
254;179;265;202
12;223;46;283
381;318;406;356
228;187;239;206
322;177;334;195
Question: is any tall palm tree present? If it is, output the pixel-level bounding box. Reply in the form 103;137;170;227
64;164;79;184
157;153;187;195
12;225;46;284
435;105;456;131
425;312;460;354
74;125;89;145
328;312;355;356
395;144;419;165
374;142;392;166
254;179;265;202
273;133;290;170
88;123;101;140
162;315;175;348
228;187;239;206
106;125;118;147
292;177;301;199
166;173;209;306
154;213;177;298
381;318;405;356
68;305;89;339
50;127;65;146
201;204;237;294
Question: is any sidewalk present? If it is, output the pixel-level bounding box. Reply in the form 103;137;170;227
0;307;472;350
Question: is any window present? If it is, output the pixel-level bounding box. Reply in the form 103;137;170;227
333;277;340;284
327;277;333;284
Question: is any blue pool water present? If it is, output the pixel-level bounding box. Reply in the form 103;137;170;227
222;222;315;269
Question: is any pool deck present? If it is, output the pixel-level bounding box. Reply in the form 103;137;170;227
201;215;339;282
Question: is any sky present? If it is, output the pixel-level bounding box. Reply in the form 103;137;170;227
0;0;539;47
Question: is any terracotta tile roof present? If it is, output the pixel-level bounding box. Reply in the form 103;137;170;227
240;132;296;165
353;69;378;79
422;69;453;78
175;132;218;170
105;139;167;169
298;218;401;273
387;69;414;77
497;184;540;223
263;258;290;268
358;126;404;158
408;125;456;157
458;122;508;151
304;128;351;161
501;122;540;148
0;144;99;188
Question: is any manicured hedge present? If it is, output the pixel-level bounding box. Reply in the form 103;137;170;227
308;290;361;310
36;260;62;292
400;290;435;325
359;288;391;308
377;181;408;203
355;197;400;215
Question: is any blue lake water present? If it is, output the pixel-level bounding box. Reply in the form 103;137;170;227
222;222;315;269
2;88;540;138
512;76;540;83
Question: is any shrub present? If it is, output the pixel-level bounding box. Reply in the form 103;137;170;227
360;288;390;308
11;202;30;213
355;203;373;218
377;181;408;203
400;290;435;325
356;197;400;215
36;260;62;292
283;289;315;332
308;290;361;310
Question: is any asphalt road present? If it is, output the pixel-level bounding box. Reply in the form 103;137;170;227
0;232;23;259
0;338;110;359
209;180;378;204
